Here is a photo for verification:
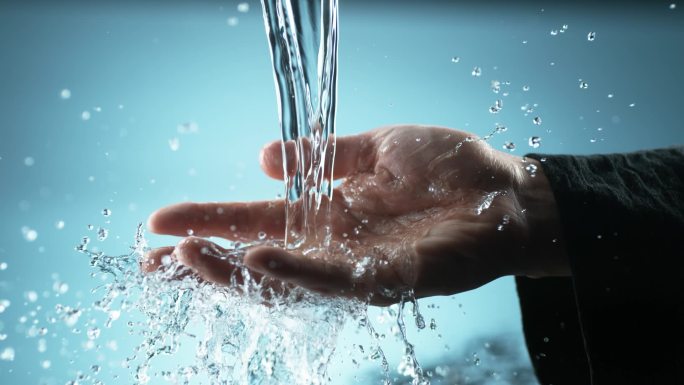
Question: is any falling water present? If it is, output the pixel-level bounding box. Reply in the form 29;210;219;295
260;0;339;248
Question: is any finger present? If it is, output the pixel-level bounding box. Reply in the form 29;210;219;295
244;246;354;295
141;246;176;273
147;201;285;239
174;237;253;285
259;133;375;181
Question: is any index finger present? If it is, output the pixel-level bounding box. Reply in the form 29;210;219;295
147;200;285;240
259;133;376;180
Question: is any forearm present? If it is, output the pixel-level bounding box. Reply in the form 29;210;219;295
516;158;571;278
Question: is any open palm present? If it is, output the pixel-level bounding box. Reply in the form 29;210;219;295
146;125;567;305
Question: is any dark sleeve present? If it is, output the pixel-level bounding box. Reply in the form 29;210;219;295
516;148;684;385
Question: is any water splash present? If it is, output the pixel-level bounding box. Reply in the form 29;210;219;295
77;224;357;385
475;191;505;215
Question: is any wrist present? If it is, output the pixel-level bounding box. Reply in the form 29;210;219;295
515;158;571;278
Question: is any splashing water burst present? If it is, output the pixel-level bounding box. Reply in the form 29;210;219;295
64;1;433;384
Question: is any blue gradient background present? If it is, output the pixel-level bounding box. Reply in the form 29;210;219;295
0;1;682;384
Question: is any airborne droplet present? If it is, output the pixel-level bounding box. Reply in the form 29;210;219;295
528;136;542;148
503;142;516;151
22;226;38;242
97;227;109;241
237;2;250;12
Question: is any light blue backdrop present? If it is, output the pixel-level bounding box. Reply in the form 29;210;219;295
0;1;682;384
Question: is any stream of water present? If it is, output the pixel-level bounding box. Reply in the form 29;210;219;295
261;0;338;249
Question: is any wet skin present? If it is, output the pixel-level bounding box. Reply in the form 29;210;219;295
144;125;569;305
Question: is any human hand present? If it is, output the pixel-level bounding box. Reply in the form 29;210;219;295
145;125;569;305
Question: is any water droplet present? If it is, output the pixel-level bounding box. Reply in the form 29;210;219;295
55;220;65;229
489;99;503;114
186;229;194;236
429;318;437;330
525;163;538;177
491;80;501;94
53;281;69;294
587;31;596;41
415;314;426;329
258;231;267;240
629;103;636;108
87;224;94;230
471;66;482;77
543;337;550;342
177;122;199;134
562;24;569;30
528;136;542;148
60;89;71;99
24;156;35;166
87;327;101;340
550;29;558;36
450;56;460;63
522;85;530;91
168;138;180;151
669;3;676;9
352;256;373;279
227;17;239;26
81;111;91;121
97;227;109;241
229;224;237;232
26;291;38;302
0;262;7;270
607;93;614;98
41;360;51;369
415;137;421;142
532;116;542;125
91;364;101;374
503;142;516;151
22;226;38;242
237;2;249;12
0;299;9;313
1;347;15;361
102;208;112;217
579;80;589;89
472;352;481;366
495;124;507;133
